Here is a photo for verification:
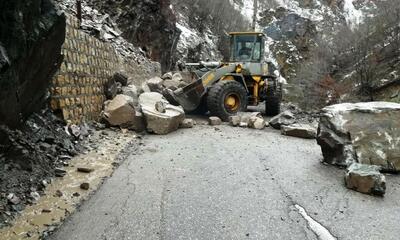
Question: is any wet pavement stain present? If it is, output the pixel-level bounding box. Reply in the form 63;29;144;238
0;131;137;240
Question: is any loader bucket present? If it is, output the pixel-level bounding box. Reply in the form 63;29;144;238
171;78;205;112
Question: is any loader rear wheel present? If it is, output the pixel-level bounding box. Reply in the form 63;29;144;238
265;82;282;116
207;81;247;121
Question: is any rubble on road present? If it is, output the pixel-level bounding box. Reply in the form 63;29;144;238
248;116;266;130
139;92;185;135
229;115;241;127
80;183;90;190
317;102;400;172
269;110;296;129
102;95;145;132
209;117;222;126
281;124;317;139
146;77;164;93
180;119;195;128
345;163;386;196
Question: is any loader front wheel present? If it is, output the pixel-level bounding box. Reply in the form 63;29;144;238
207;81;247;121
265;82;282;116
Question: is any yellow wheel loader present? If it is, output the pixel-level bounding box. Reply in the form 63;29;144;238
168;32;282;121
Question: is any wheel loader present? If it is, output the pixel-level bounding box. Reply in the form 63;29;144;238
168;32;282;121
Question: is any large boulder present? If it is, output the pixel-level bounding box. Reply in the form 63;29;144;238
0;0;66;127
317;102;400;171
102;95;145;132
146;76;164;93
139;92;185;135
269;110;296;129
345;163;386;196
281;124;316;139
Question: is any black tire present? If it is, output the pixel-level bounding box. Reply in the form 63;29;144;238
190;96;208;114
265;82;282;116
207;81;247;121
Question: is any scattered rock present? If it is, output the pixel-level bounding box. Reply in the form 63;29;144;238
248;116;266;130
162;79;181;91
209;117;222;126
7;193;21;205
42;209;52;213
146;76;164;93
180;119;195;128
121;84;139;103
68;124;81;139
30;192;40;202
239;122;248;128
139;92;185;135
281;124;316;139
229;115;241;127
172;72;183;82
80;183;90;190
162;72;173;80
55;190;63;197
54;168;67;177
269;111;296;129
317;102;400;171
345;163;386;196
102;95;145;132
77;167;94;173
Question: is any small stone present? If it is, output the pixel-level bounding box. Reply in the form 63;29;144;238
77;167;94;173
345;163;386;196
229;115;241;127
155;101;167;113
54;168;67;177
42;209;52;213
269;111;296;129
7;193;20;205
239;122;248;128
248;116;266;130
30;192;40;202
281;124;316;139
180;119;195;128
80;183;90;190
162;72;173;80
209;117;222;126
72;192;80;197
55;190;63;197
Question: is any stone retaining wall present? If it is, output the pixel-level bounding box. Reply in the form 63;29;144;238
50;15;161;124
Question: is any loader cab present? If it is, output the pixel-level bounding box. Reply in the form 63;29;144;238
229;32;265;63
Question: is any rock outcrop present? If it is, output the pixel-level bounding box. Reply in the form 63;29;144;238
139;92;185;135
0;0;66;127
345;163;386;196
317;102;400;172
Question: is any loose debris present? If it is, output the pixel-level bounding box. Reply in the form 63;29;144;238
209;117;222;126
281;124;317;139
345;163;386;196
0;109;84;228
180;119;195;128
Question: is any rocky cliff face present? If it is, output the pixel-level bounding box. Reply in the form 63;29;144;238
86;0;179;72
0;0;66;128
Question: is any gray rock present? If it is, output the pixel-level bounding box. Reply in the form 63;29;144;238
121;85;139;105
112;72;129;86
102;95;145;132
229;115;241;127
180;119;195;128
105;79;118;100
139;92;185;135
146;76;164;92
281;124;316;139
248;116;266;130
162;72;173;80
80;183;90;190
172;72;183;82
209;117;222;126
7;193;21;205
141;82;151;93
269;110;296;129
345;163;386;196
317;102;400;171
163;79;181;90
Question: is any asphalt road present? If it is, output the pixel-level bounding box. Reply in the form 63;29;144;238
49;122;400;240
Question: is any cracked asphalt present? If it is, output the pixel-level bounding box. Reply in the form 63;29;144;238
49;122;400;240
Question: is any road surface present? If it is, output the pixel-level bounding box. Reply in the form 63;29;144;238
49;122;400;240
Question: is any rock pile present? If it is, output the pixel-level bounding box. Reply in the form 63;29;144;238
229;112;266;130
0;110;84;227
